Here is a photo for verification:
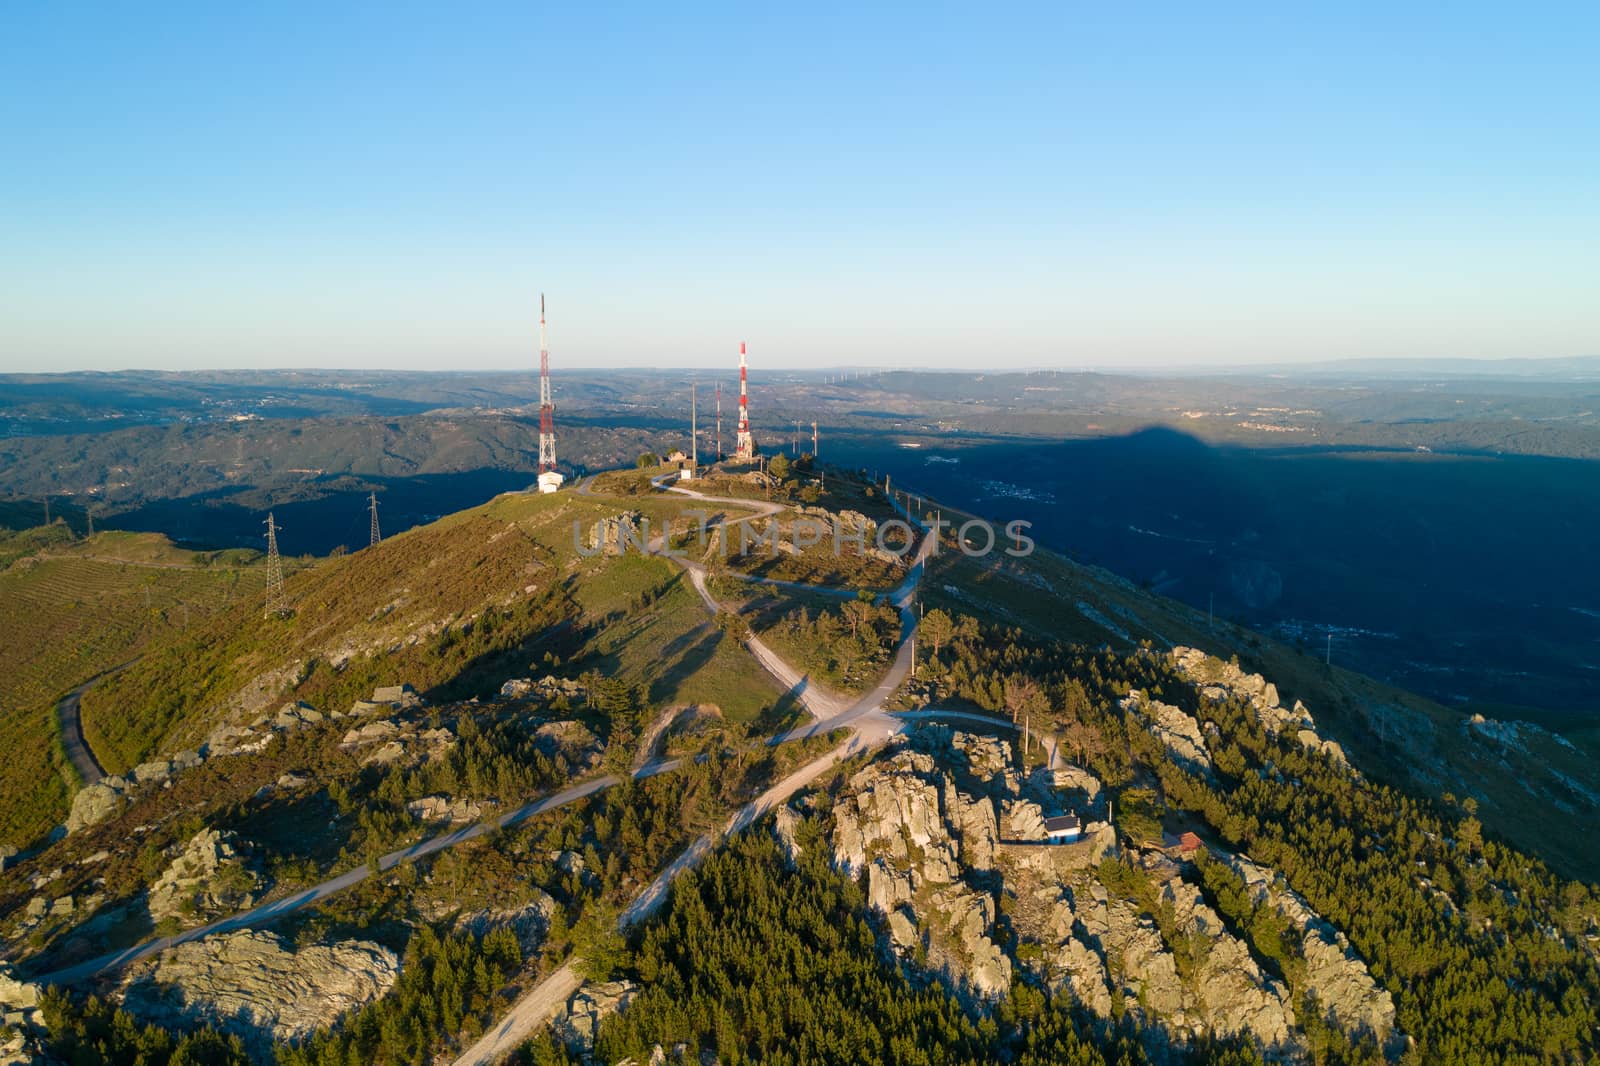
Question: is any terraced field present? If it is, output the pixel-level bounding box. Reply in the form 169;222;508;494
0;532;270;848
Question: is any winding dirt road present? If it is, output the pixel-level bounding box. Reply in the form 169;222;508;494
35;472;935;1066
453;475;932;1065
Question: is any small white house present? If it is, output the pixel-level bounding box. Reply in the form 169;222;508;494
1043;813;1082;843
537;470;566;494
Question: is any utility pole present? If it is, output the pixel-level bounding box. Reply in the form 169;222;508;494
368;492;381;548
264;512;288;618
86;508;94;538
1325;632;1332;666
42;496;49;526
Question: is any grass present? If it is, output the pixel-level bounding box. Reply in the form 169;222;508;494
563;554;784;724
76;485;777;773
0;530;270;848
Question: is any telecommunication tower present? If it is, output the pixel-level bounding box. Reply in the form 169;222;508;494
538;293;555;471
735;342;755;460
368;492;381;548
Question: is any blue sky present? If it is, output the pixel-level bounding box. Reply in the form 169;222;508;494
1;3;1596;371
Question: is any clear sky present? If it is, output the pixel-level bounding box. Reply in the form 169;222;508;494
1;3;1596;372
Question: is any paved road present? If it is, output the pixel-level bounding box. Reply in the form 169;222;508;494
55;662;138;786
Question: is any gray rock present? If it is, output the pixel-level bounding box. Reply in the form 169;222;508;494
553;980;637;1052
117;930;398;1061
147;829;262;926
66;782;126;834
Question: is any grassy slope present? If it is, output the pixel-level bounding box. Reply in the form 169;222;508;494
77;486;777;772
0;531;268;847
915;499;1600;884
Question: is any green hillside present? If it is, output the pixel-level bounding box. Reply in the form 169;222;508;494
0;530;269;848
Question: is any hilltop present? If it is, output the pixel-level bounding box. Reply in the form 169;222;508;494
0;463;1594;1065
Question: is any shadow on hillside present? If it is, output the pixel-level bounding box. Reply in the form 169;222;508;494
829;424;1600;717
107;467;544;555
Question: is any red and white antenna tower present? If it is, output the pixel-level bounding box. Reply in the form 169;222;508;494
735;341;755;460
538;293;555;472
715;383;722;461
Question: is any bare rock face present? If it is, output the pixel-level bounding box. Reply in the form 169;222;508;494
117;930;399;1061
147;829;262;926
830;734;1016;1003
553;980;638;1052
772;805;804;864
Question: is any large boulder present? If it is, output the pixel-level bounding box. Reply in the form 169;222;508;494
118;930;398;1061
66;782;126;834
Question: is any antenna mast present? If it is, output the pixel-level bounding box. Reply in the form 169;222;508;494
368;492;381;548
264;512;288;617
690;384;698;472
735;341;754;460
538;293;555;472
715;383;723;461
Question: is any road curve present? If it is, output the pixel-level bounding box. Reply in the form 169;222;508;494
453;472;935;1065
56;662;138;786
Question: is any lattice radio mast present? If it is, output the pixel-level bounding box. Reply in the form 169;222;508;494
715;383;723;461
264;512;288;617
368;492;381;548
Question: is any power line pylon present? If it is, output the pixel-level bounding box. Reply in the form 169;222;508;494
264;512;289;618
368;492;381;548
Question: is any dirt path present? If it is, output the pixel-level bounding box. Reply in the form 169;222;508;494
39;473;934;1065
452;474;934;1065
452;728;875;1066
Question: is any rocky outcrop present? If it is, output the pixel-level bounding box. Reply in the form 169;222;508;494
339;716;457;769
830;731;1036;1003
1169;647;1349;769
500;675;588;702
454;890;558;957
117;930;399;1061
1230;856;1400;1051
587;512;645;555
1122;691;1214;777
407;795;489;824
147;829;263;926
553;980;638;1052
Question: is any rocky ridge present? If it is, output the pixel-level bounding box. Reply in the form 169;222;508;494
812;724;1399;1061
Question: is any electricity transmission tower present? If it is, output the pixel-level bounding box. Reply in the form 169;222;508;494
368;492;381;548
264;512;288;617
